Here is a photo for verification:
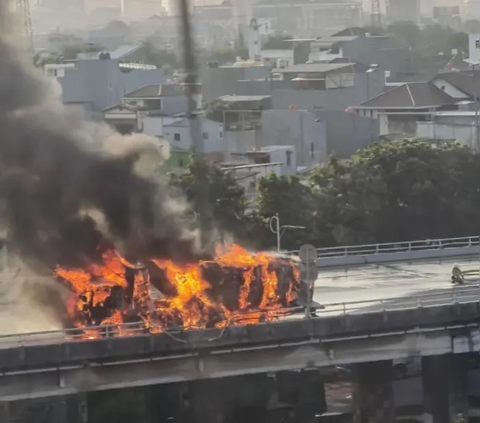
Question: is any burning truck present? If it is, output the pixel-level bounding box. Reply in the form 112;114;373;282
54;244;304;338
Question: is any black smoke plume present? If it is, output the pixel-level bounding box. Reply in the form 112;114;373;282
0;2;200;270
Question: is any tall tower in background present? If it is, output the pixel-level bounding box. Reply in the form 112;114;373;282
16;0;33;52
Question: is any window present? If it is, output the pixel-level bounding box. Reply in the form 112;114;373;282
286;151;292;166
202;132;209;140
174;133;181;141
179;159;184;167
310;143;314;159
219;131;223;138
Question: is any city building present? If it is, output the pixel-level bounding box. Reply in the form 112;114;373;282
350;81;461;137
163;114;224;155
45;56;166;120
201;63;272;104
104;83;200;135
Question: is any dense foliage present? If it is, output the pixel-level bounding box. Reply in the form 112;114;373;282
173;140;480;251
383;21;468;55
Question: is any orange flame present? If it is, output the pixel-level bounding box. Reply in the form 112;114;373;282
54;244;300;339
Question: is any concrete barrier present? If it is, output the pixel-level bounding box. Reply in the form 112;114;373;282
317;246;480;268
0;301;478;374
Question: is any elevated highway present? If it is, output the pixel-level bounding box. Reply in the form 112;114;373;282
0;237;478;423
0;282;477;401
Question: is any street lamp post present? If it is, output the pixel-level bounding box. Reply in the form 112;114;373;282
269;214;306;252
366;64;379;143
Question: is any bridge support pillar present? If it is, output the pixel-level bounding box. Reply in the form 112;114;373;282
422;354;469;423
351;359;395;423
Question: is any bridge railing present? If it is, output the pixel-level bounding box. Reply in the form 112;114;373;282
289;235;480;259
0;286;477;348
317;285;479;316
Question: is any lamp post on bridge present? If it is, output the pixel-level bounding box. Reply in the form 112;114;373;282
269;214;306;252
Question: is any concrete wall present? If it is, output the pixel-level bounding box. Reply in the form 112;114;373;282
387;115;418;136
201;66;272;104
0;301;477;375
161;95;190;115
259;110;327;165
235;79;272;97
0;307;477;400
164;118;223;153
318;110;378;158
417;122;477;149
141;116;177;137
272;72;384;113
224;130;257;159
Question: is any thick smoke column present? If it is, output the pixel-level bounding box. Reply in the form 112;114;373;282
0;1;200;269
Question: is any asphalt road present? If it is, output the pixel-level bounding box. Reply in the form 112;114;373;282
0;256;478;341
313;257;480;315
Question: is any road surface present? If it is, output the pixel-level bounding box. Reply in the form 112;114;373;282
0;257;478;343
313;257;479;315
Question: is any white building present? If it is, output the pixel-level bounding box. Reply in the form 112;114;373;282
163;114;224;154
416;110;480;151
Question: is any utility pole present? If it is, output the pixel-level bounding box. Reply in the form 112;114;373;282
16;0;33;54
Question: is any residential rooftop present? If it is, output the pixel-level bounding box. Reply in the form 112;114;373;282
219;95;272;102
123;84;183;98
274;63;354;74
355;82;457;109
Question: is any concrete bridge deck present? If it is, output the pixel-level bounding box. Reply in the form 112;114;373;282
315;256;479;309
0;255;477;401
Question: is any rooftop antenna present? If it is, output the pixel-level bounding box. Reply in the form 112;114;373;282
16;0;34;54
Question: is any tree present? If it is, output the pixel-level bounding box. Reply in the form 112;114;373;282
262;32;293;50
445;31;468;54
170;156;249;247
203;47;247;65
309;139;480;246
464;19;480;34
386;21;422;49
385;21;467;54
254;173;321;250
142;40;179;69
60;42;103;60
205;99;237;123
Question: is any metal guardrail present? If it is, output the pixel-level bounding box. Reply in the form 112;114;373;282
0;286;477;348
319;285;479;315
290;236;480;259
